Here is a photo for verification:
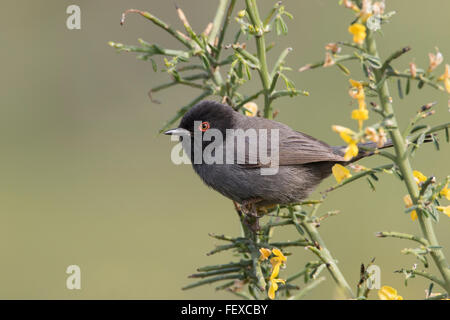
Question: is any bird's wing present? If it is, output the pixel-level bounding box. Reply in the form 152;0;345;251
276;130;345;165
231;117;344;168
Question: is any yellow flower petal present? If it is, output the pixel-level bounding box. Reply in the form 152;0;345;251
270;261;281;280
403;195;417;221
378;285;403;300
268;281;277;300
349;79;363;89
438;65;450;93
413;170;427;184
344;143;359;161
259;248;271;261
332;125;356;144
357;99;367;110
437;206;450;217
352;109;369;121
268;279;285;300
440;184;450;201
243;102;258;117
444;78;450;94
352;109;369;130
272;248;287;262
348;23;367;44
332;164;352;183
403;194;413;207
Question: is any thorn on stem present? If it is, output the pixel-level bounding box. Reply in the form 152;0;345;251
148;89;161;104
120;9;143;26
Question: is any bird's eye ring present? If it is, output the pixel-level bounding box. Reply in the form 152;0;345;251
199;121;210;132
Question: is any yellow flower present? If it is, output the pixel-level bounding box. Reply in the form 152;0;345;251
268;278;286;300
243;102;258;117
348;23;367;44
436;206;450;217
438;64;450;94
349;78;363;89
332;124;360;160
403;194;417;221
269;248;287;279
349;80;366;104
344;142;359;161
332;164;352;183
440;184;450;200
378;285;404;300
352;109;369;130
259;248;272;261
272;248;287;262
348;79;369;129
237;10;246;18
332;125;356;144
349;79;365;99
413;170;427;185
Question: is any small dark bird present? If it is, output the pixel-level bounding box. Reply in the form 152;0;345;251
164;100;391;217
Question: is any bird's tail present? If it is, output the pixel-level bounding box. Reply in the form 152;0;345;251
333;134;434;163
350;140;394;162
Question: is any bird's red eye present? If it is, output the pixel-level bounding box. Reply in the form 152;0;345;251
199;121;210;132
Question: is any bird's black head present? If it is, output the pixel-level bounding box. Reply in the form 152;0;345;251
164;100;236;138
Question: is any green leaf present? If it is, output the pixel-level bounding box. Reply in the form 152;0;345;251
397;79;403;99
336;63;351;75
150;58;157;72
404;205;419;214
362;53;382;69
418;80;425;89
367;177;376;191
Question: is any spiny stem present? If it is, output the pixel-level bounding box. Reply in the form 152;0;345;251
245;0;273;119
375;231;429;247
287;276;326;300
208;0;229;46
301;219;355;299
120;9;192;49
397;269;447;289
365;29;450;294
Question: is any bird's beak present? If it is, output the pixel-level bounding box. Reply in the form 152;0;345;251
164;128;191;136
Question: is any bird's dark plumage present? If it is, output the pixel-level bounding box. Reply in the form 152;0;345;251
165;100;390;206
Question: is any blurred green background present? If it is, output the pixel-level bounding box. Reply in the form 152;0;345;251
0;0;449;299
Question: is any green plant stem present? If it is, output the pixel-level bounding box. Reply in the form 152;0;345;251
299;54;359;71
121;9;192;49
400;269;447;289
301;220;355;299
376;231;429;246
208;0;229;45
365;30;450;294
287;276;326;300
245;0;273;119
386;72;444;91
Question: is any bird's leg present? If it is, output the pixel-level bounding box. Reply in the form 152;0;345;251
240;199;263;232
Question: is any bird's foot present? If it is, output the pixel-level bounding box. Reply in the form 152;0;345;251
240;199;263;233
